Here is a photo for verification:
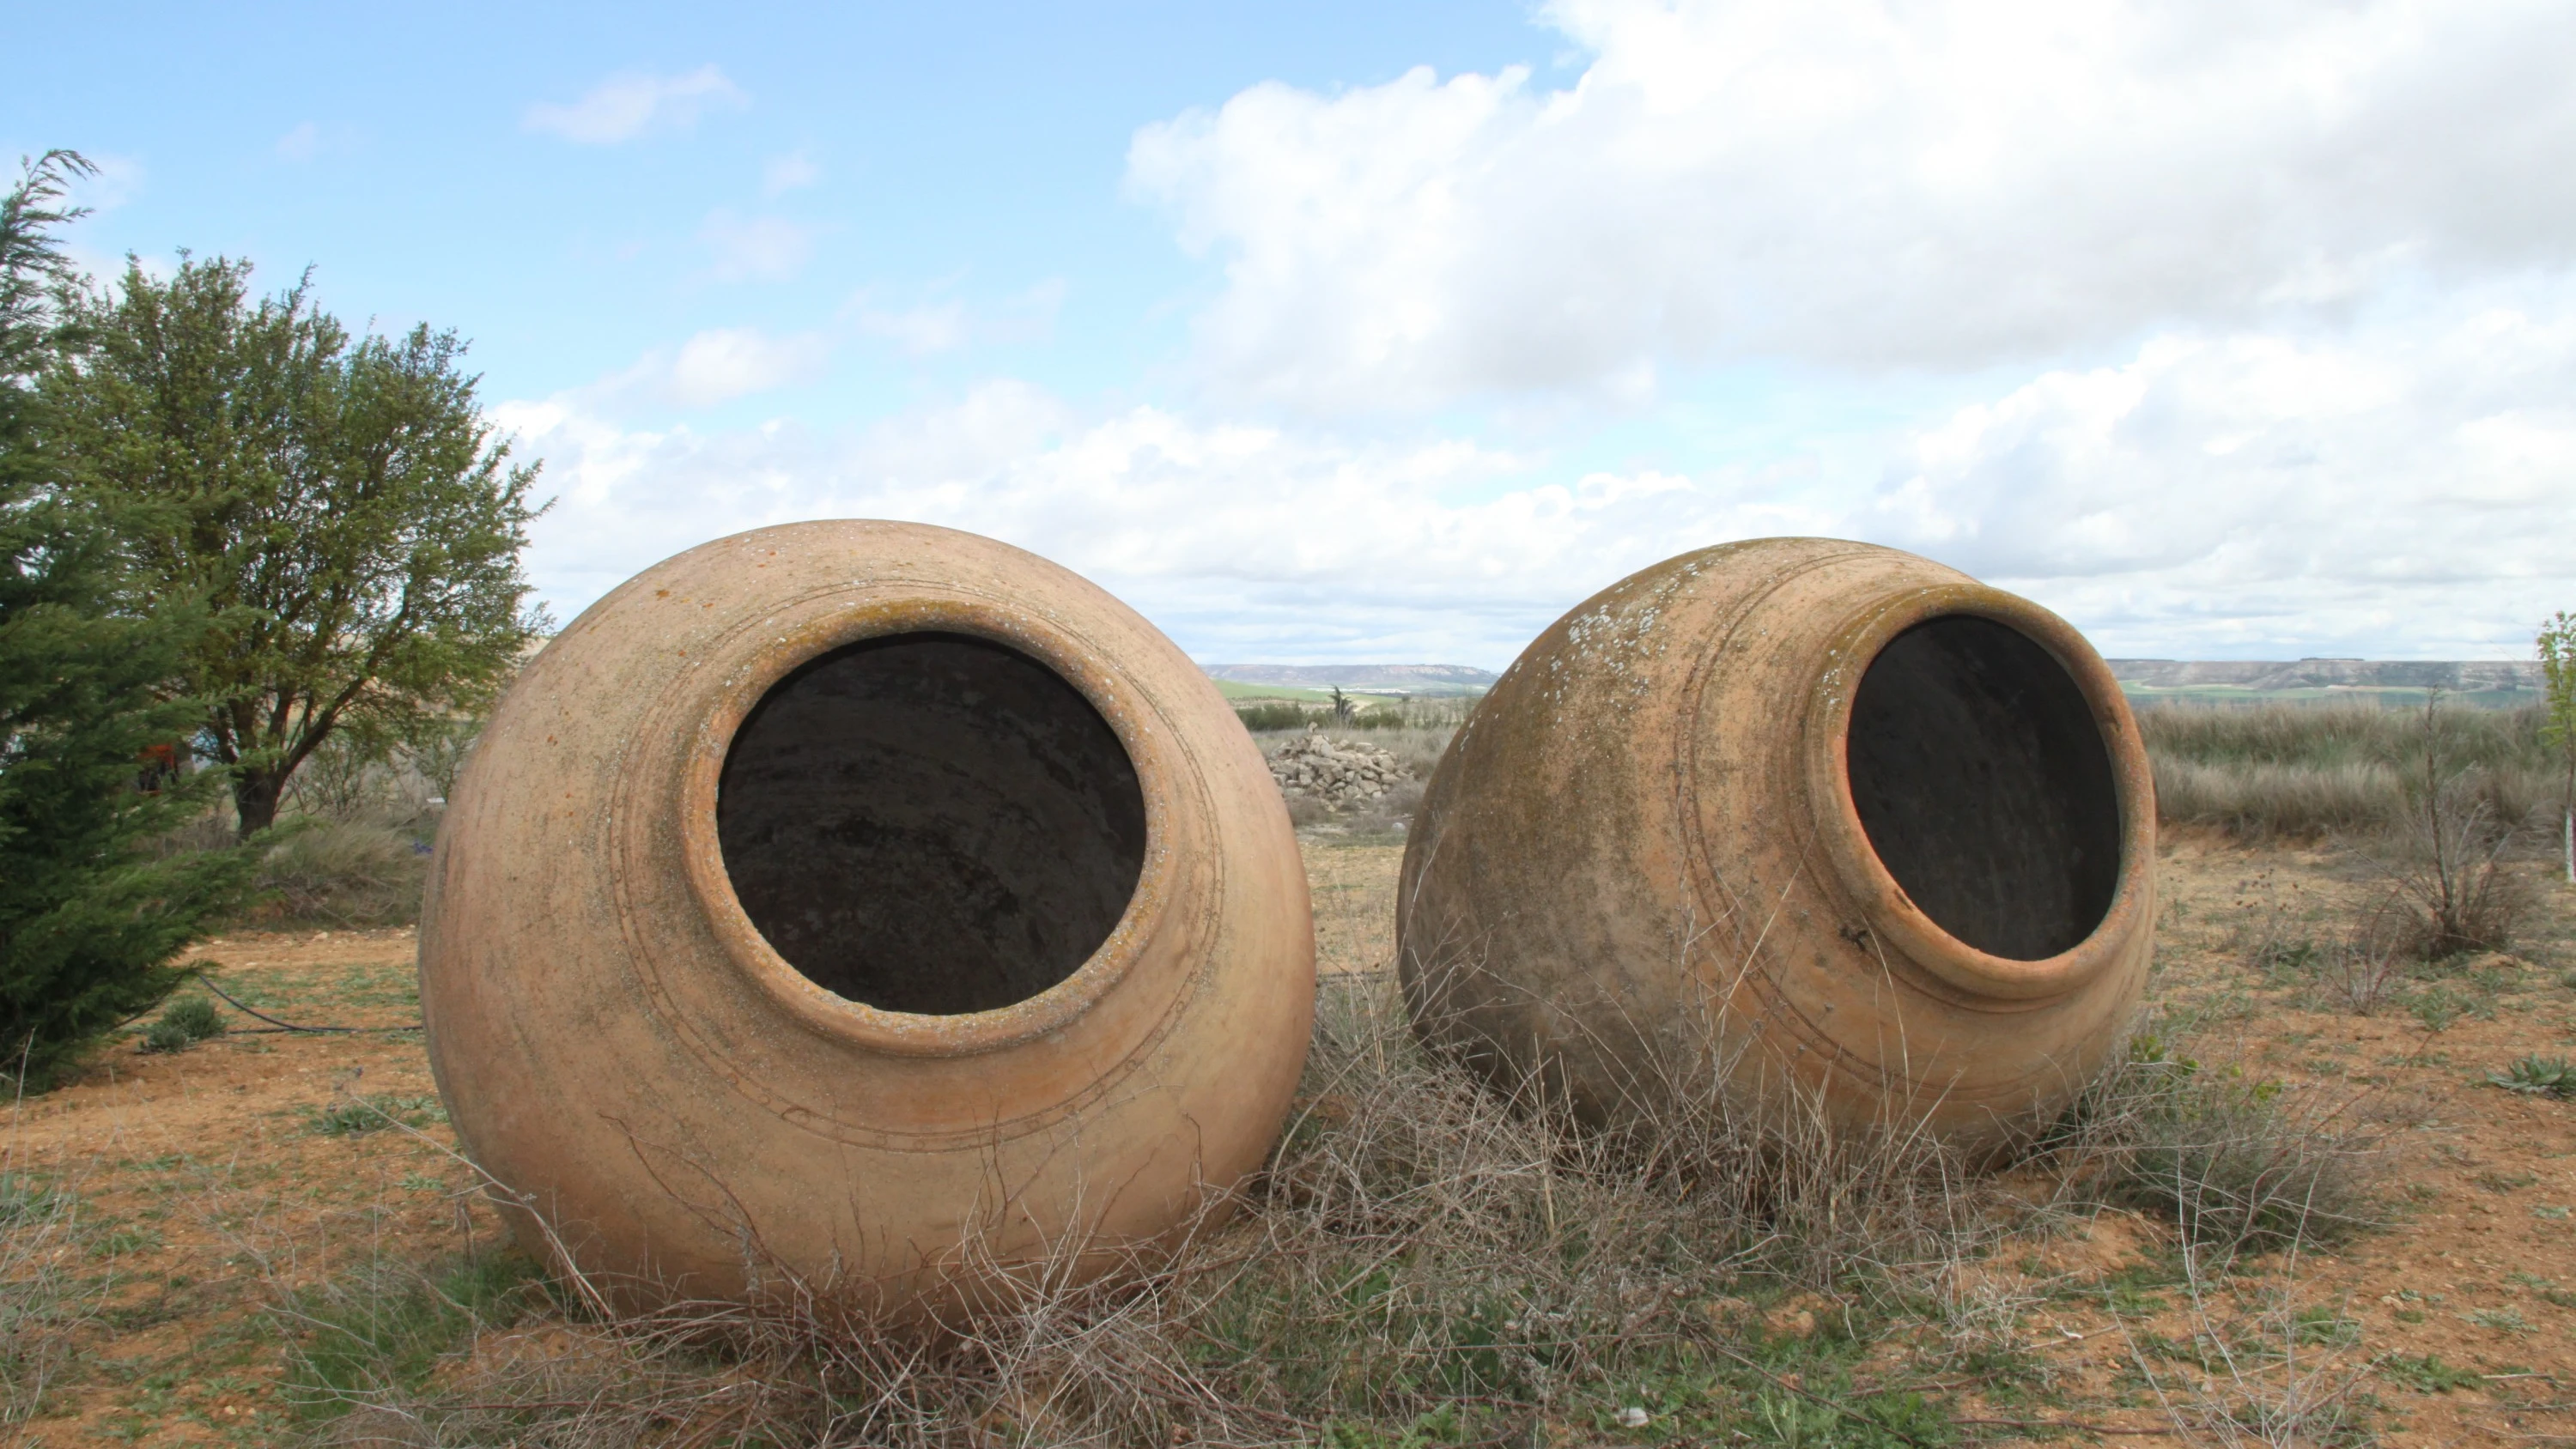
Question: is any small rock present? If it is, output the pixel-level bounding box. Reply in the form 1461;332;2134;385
1615;1406;1649;1428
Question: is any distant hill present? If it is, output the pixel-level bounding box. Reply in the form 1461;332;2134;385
2110;658;2542;703
1203;664;1497;697
1203;658;2544;706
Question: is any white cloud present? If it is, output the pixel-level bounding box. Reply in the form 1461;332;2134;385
586;327;831;409
1868;301;2576;656
525;65;747;145
699;209;816;282
1127;0;2576;414
849;281;1063;355
762;150;821;197
502;373;1847;663
507;294;2576;664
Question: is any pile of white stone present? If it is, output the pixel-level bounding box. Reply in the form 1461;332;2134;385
1268;732;1405;809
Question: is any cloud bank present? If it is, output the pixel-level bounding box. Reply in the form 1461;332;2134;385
507;289;2576;664
1130;0;2576;413
495;1;2576;664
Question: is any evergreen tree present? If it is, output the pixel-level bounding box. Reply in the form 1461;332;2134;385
0;152;254;1088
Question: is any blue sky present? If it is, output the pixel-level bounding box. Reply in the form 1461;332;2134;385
14;1;2576;668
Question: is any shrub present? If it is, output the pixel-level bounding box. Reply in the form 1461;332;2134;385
138;994;223;1053
2381;695;2534;958
2056;1034;2380;1254
1235;701;1317;731
2257;926;2412;1014
247;822;428;928
2151;757;2395;839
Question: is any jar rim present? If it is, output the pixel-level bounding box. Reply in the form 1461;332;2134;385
1802;583;2157;1004
672;592;1181;1057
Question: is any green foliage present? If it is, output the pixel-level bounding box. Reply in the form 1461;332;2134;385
2485;1054;2576;1098
2540;612;2576;783
2;153;258;1089
0;1171;69;1228
40;255;549;836
138;993;223;1053
1236;700;1315;731
307;1094;444;1137
1746;1387;1951;1449
282;1253;543;1418
2379;1354;2482;1393
399;712;482;801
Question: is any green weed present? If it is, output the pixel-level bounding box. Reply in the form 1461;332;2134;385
280;1253;544;1418
307;1094;445;1136
139;994;224;1053
2486;1055;2576;1098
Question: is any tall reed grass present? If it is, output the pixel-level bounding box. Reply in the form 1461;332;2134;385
2138;700;2561;841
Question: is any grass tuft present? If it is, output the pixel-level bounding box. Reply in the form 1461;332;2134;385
2053;1034;2383;1256
281;1252;549;1420
139;993;226;1053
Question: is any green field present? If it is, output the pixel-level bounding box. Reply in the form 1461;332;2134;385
1211;679;1340;702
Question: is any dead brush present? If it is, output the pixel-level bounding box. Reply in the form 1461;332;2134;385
301;967;2027;1446
2044;1028;2386;1260
1;1163;96;1432
2246;906;2415;1015
2111;1251;2379;1448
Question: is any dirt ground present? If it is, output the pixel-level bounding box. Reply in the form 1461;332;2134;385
6;834;2576;1445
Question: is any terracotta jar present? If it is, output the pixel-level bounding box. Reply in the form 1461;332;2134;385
419;521;1313;1316
1397;539;2154;1153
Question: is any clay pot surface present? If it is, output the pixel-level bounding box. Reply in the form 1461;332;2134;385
1398;538;2154;1152
420;521;1313;1316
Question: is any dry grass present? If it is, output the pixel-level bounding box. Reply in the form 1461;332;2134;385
2139;700;2561;844
279;971;2057;1446
2111;1270;2379;1449
2056;1033;2385;1259
253;964;2403;1447
1;1142;101;1432
249;822;434;931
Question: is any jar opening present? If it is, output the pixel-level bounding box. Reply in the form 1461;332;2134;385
1844;615;2121;962
715;632;1147;1015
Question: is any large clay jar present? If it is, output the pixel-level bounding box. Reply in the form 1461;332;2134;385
1398;538;2153;1154
419;521;1313;1317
